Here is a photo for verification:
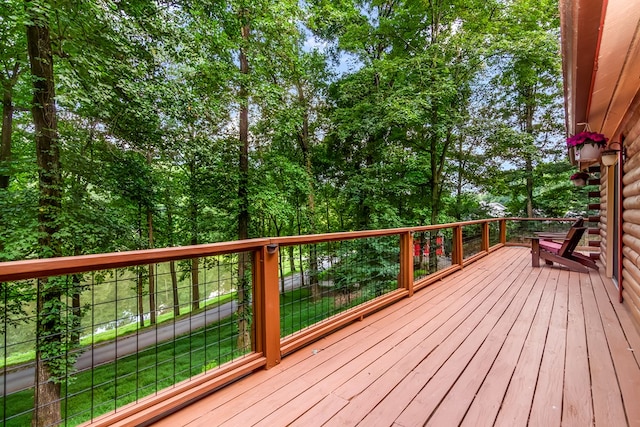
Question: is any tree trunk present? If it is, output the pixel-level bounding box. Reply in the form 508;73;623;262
137;204;145;327
170;260;180;317
26;8;63;425
272;218;285;293
288;245;296;274
525;156;534;218
429;107;442;272
296;205;306;288
189;161;200;311
167;199;180;316
525;87;535;218
279;252;285;294
236;11;251;351
295;82;319;300
137;269;144;328
238;20;250;239
191;257;200;311
1;80;16;189
71;274;82;345
147;152;156;324
148;222;156;324
455;136;464;221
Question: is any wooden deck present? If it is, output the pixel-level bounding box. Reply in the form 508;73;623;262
150;247;640;426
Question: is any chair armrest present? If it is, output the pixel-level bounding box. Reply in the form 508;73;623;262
534;232;570;240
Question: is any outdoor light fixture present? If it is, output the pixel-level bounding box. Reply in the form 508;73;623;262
601;142;622;166
267;243;278;254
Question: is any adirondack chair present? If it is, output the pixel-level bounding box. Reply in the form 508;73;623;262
531;225;598;273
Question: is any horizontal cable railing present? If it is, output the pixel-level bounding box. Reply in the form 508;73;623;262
0;217;578;426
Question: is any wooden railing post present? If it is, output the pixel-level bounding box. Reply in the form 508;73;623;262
481;221;490;252
452;225;463;266
254;244;281;369
399;231;414;297
500;219;507;244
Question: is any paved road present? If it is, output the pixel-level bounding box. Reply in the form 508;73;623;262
1;301;239;395
1;270;309;395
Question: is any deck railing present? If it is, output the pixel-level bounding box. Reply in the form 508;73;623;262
0;218;578;426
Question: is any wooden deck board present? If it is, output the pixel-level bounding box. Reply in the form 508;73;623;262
150;247;640;427
394;256;535;426
351;252;530;426
426;257;546;426
562;271;593;426
263;249;526;427
262;251;524;426
460;266;554;427
176;250;523;426
590;270;640;425
493;268;559;427
582;268;628;426
528;268;569;426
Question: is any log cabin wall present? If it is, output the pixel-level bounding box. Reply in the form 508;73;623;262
559;0;640;330
599;166;607;268
620;93;640;329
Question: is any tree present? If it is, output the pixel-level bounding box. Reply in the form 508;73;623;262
0;3;27;190
25;1;64;424
481;0;564;217
312;1;494;233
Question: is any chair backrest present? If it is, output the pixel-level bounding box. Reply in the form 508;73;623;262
559;226;586;256
572;217;584;228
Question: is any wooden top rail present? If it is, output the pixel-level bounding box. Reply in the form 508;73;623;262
504;217;579;222
0;238;272;282
0;218;537;283
271;219;511;246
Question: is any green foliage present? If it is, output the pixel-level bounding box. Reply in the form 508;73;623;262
327;237;399;297
0;281;34;335
472;0;564;215
35;276;87;381
533;162;590;217
0;0;566;256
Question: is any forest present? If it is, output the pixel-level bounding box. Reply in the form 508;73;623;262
1;0;585;266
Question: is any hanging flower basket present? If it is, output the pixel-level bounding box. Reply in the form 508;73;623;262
570;172;590;187
566;131;608;161
577;143;602;161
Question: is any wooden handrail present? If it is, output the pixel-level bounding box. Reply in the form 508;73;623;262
0;238;272;282
0;220;508;282
503;217;580;222
0;218;575;283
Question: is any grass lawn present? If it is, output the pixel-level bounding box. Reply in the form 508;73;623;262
1;292;236;369
1;286;374;426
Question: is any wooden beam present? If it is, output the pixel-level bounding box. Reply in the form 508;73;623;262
254;245;281;369
481;222;490;253
399;232;414;297
453;226;464;266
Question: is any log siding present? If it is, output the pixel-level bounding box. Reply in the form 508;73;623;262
620;92;640;329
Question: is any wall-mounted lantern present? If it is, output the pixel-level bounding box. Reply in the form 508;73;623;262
601;142;622;167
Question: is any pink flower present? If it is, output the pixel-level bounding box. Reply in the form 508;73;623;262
566;131;608;148
570;172;589;180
